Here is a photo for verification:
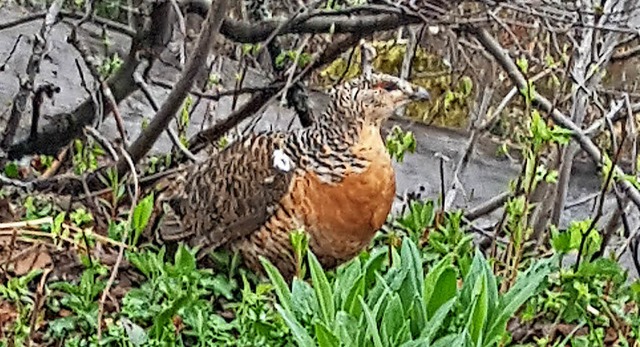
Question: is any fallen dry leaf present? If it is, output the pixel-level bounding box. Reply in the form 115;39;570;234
12;245;52;276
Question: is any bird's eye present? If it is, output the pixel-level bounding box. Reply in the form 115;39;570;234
376;81;399;91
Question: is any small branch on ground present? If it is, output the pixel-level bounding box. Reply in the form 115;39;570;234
6;0;175;160
464;191;512;221
574;116;624;270
84;126;119;161
67;19;129;146
444;85;493;211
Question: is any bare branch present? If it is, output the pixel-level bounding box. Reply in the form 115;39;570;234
115;0;230;175
469;25;640;215
186;33;364;155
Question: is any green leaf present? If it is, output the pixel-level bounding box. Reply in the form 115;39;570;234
4;161;19;178
334;258;362;308
424;254;456;318
174;244;196;273
308;251;335;324
420;298;456;343
479;252;499;323
131;192;154;245
460;250;485;308
151;293;189;339
381;294;405;346
363;247;388;287
335;311;358;346
343;273;365;317
276;303;316;346
360;296;384;347
577;258;625;284
516;56;529;74
465;272;488;345
430;334;461;347
398;238;424;333
551;226;572;254
121;317;147;346
315;322;340;347
485;256;556;345
260;256;293;314
401;238;424;293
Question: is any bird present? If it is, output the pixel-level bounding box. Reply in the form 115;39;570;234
152;74;430;281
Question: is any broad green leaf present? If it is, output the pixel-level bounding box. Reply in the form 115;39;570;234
430;334;461;347
424;254;457;319
399;238;424;309
335;311;358;346
276;303;316;346
363;247;388;287
399;337;431;347
460;250;485;308
420;298;456;343
371;281;392;323
308;251;335;323
260;256;293;314
577;258;624;284
344;273;365;317
407;295;427;338
334;258;362;308
174;244;195;273
315;322;340;347
485;256;556;345
381;294;405;346
466;273;488;345
131;192;154;244
479;252;499;323
121;317;147;346
292;278;318;318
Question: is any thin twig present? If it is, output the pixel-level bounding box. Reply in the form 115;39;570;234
27;267;51;347
133;72;199;162
84;126;119;161
96;146;139;340
186;33;363;155
0;35;24;71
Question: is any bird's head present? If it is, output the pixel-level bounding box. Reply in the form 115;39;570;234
361;77;430;124
330;74;431;126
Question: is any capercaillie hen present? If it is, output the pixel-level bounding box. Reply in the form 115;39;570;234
153;74;430;281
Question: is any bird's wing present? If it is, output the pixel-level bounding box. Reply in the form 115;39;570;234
154;131;296;255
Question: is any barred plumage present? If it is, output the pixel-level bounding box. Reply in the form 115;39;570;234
154;75;430;281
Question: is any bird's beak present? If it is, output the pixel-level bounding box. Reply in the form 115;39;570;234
390;86;431;108
410;87;431;101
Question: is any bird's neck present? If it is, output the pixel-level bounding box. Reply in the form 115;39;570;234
281;110;381;184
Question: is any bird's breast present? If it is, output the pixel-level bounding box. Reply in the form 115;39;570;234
289;125;396;265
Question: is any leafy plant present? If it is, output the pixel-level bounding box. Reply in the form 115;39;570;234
0;269;43;345
262;237;556;346
385;125;417;163
46;258;109;340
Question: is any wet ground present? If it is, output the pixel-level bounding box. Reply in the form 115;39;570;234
1;3;639;277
